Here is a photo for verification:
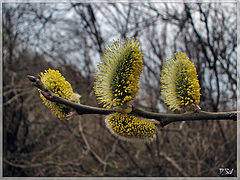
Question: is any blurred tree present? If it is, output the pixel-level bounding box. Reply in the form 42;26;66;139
3;2;237;177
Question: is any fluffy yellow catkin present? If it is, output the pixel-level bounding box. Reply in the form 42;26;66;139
39;68;80;120
94;38;143;109
161;52;201;111
105;112;156;142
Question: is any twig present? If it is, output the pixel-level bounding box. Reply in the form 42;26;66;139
133;108;237;127
159;152;189;176
78;119;109;166
3;158;83;169
4;90;35;106
27;75;237;127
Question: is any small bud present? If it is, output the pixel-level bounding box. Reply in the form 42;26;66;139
27;75;37;82
40;90;53;101
112;104;132;113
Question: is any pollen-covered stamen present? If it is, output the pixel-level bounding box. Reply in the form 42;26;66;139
94;38;143;109
39;68;81;120
175;62;196;106
161;52;201;111
105;112;156;141
111;51;134;103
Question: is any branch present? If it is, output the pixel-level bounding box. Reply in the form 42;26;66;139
3;158;83;169
133;108;237;127
27;75;237;127
159;152;189;176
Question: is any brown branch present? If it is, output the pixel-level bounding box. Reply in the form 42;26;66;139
133;108;237;127
3;158;83;169
27;75;237;128
78;119;110;166
159;152;189;176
